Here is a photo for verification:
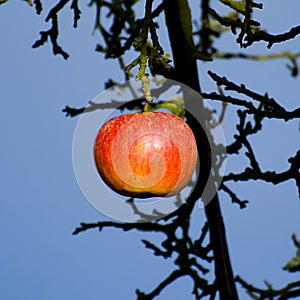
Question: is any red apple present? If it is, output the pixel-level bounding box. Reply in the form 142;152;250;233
94;112;197;198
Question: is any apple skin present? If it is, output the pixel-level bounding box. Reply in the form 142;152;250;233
94;112;197;198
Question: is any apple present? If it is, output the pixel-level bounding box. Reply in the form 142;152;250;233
94;111;197;198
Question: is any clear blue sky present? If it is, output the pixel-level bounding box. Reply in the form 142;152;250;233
0;1;299;299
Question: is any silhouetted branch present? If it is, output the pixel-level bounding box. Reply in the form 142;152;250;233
236;0;254;45
202;91;256;110
209;7;300;48
93;0;165;60
220;183;249;209
248;24;300;49
224;150;300;194
283;233;300;273
136;262;213;299
72;220;167;235
163;0;239;298
73;211;217;299
227;108;263;155
71;0;81;28
141;239;172;259
203;71;300;121
33;0;42;14
236;276;300;299
236;234;300;298
228;109;261;171
213;51;300;77
62;99;145;117
198;0;214;57
209;8;260;36
207;71;284;111
62;105;85;117
136;269;189;300
32;0;71;59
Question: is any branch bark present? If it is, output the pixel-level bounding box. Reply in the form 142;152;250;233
163;0;238;298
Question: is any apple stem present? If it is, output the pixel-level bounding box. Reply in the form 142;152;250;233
141;74;153;112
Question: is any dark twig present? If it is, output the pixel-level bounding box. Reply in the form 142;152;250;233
223;150;300;193
248;24;300;49
203;71;300;121
212;51;300;77
70;0;81;28
283;233;300;273
32;0;70;59
207;71;285;111
209;8;260;36
236;276;300;299
33;0;42;14
136;269;189;300
220;183;249;209
72;220;168;236
209;7;300;48
236;0;253;46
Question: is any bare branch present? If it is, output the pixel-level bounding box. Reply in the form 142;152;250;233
32;0;70;59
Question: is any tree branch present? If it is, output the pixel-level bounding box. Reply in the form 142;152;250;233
163;1;238;299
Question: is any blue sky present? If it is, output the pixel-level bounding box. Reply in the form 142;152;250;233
0;1;300;299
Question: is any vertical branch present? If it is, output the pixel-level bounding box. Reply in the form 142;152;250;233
163;0;199;91
199;0;212;56
163;0;238;298
205;195;239;299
